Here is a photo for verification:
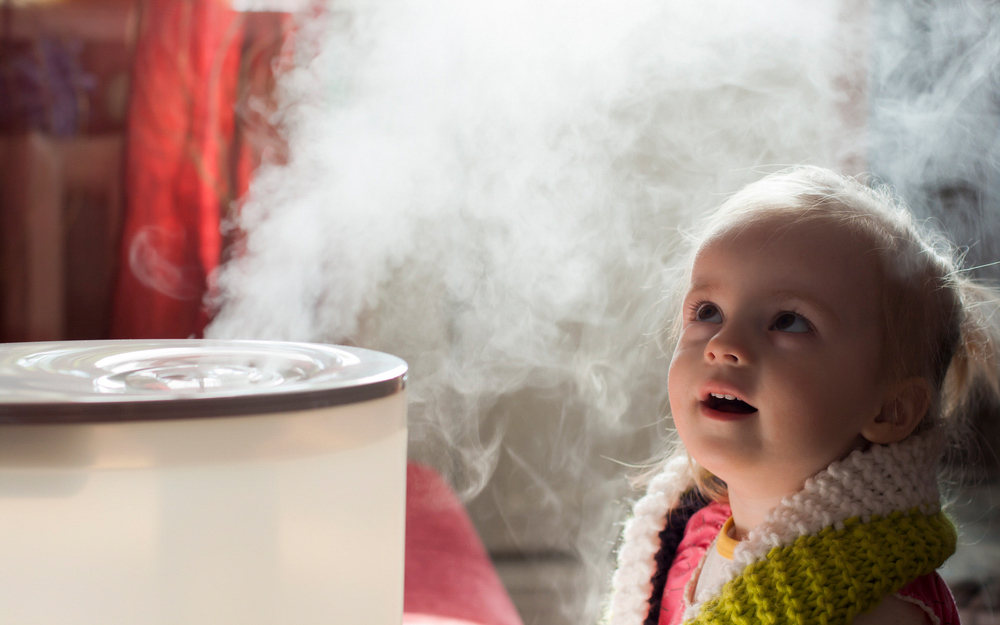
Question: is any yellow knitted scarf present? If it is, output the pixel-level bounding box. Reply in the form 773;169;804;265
607;431;952;625
686;508;956;625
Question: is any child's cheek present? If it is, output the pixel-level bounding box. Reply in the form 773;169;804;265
666;353;687;407
676;322;713;350
667;340;697;384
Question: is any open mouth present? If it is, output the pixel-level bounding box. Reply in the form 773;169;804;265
704;392;757;415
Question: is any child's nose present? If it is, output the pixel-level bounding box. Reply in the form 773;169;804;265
704;328;750;365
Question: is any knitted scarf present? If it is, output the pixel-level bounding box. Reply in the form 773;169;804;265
606;430;956;625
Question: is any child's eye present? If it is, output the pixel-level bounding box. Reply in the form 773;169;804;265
771;312;811;333
692;302;722;324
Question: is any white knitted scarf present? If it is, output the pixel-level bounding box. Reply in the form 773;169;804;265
605;430;945;625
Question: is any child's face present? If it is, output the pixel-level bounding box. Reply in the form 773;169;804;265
668;215;889;501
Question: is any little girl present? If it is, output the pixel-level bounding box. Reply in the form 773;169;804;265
607;166;1000;625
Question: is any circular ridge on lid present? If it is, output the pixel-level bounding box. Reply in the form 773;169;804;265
0;340;407;424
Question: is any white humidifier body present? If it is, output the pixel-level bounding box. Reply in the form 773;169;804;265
0;340;407;625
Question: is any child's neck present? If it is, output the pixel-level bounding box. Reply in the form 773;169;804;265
725;489;787;540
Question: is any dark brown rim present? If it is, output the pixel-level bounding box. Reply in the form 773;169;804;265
0;374;406;425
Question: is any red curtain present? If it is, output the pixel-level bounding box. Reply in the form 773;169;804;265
111;0;244;339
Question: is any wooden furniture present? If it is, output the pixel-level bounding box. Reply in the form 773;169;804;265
0;133;124;341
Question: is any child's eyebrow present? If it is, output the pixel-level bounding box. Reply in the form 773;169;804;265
770;290;841;326
684;282;718;297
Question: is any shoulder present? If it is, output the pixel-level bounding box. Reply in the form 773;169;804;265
852;595;931;625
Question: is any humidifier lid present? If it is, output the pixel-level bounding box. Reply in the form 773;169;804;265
0;340;407;424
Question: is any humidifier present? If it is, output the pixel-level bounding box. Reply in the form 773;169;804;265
0;340;407;625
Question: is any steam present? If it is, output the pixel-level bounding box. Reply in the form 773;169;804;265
129;227;205;301
208;0;869;621
869;0;1000;283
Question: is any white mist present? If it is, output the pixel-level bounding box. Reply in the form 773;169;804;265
207;1;875;622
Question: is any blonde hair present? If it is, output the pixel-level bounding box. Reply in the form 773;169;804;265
648;165;1000;501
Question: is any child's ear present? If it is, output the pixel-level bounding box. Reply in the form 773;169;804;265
862;377;931;445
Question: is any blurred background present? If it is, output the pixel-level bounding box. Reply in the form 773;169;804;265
2;0;999;623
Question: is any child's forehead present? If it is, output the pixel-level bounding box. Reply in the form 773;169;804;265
698;211;867;257
691;213;882;294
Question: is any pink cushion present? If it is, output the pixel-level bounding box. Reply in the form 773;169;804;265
403;615;489;625
404;463;524;625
